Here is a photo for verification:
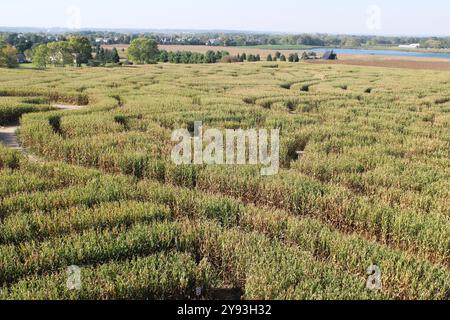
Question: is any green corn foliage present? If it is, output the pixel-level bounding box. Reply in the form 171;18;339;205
0;62;448;300
0;252;212;300
0;201;171;245
0;221;199;284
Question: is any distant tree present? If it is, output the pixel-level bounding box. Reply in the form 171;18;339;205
96;47;106;65
247;54;256;62
280;54;286;62
215;51;223;61
159;50;169;62
0;42;19;68
69;36;93;67
293;53;300;62
221;50;230;58
32;44;49;69
111;47;120;63
127;37;159;64
241;53;247;61
204;50;217;63
255;54;261;61
47;41;73;67
181;51;192;64
267;54;273;62
192;52;205;64
275;51;281;59
288;54;295;62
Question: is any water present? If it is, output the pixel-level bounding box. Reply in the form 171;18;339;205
310;48;450;60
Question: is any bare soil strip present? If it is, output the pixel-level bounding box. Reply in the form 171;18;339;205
0;104;88;154
0;126;21;150
308;54;450;71
51;104;88;111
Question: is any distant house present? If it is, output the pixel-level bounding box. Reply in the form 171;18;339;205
322;50;337;60
206;39;221;46
95;38;110;44
399;43;420;49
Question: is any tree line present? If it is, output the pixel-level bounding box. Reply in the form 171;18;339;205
1;35;323;69
0;38;19;68
267;52;301;62
30;38;120;68
2;31;450;50
89;46;120;66
31;37;93;68
126;38;266;64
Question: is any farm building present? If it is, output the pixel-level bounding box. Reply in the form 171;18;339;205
322;50;338;60
399;43;420;48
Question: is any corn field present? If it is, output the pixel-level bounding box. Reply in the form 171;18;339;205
0;61;448;300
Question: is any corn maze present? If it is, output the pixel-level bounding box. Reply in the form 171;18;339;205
0;62;449;300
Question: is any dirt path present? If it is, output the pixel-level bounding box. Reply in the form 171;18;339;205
51;104;88;111
0;126;21;150
0;103;88;157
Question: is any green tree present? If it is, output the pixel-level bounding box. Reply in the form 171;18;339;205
111;47;120;63
159;50;169;62
69;36;93;67
204;50;217;63
280;54;286;62
248;54;256;62
215;51;223;61
32;44;49;69
267;54;273;61
181;51;192;64
0;42;19;68
97;48;106;65
127;37;159;64
47;42;73;67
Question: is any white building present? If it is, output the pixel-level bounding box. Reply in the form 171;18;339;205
399;43;420;49
206;39;221;46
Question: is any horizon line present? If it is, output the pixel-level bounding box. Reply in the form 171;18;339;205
1;26;449;38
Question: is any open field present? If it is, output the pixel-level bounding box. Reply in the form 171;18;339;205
245;45;450;53
107;44;307;61
0;61;449;300
105;44;450;71
310;54;450;71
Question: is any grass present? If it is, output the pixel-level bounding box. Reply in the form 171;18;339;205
0;61;449;300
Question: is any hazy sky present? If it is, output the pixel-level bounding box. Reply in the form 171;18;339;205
1;0;449;36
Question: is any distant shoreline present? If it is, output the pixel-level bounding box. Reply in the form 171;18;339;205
236;45;450;54
105;44;450;62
